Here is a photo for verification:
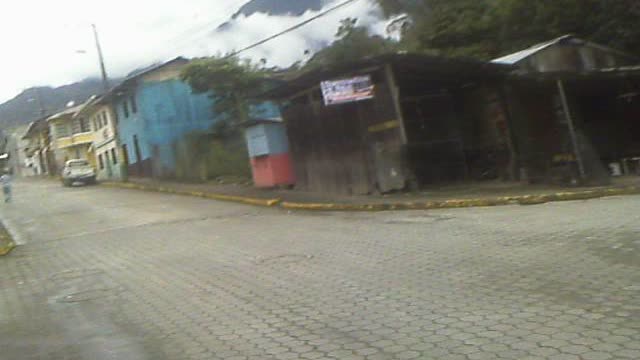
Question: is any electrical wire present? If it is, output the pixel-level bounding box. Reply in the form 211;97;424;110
224;0;362;58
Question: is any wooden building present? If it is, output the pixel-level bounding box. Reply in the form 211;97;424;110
265;54;512;194
494;35;640;184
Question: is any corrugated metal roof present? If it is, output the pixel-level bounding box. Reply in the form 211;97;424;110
108;57;189;96
492;34;639;66
491;35;574;64
46;98;95;122
125;57;187;80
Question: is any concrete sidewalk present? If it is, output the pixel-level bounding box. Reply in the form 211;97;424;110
103;176;640;211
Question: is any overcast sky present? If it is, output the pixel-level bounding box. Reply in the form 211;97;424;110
0;0;383;103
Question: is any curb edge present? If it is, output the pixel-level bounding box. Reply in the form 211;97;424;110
102;182;640;212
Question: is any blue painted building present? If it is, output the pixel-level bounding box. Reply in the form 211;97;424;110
111;57;218;177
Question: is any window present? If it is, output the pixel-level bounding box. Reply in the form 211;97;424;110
54;123;69;138
131;96;138;114
102;111;109;127
79;117;91;133
98;154;104;170
123;101;130;118
111;148;118;165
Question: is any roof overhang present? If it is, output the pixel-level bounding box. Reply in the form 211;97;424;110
109;56;189;97
492;34;640;66
22;117;49;139
261;53;513;99
507;65;640;82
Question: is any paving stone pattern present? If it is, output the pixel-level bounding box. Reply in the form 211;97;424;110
0;180;638;359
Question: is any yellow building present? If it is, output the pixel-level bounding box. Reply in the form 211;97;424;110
47;99;97;173
75;95;125;181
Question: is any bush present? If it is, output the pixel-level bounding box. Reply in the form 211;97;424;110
175;131;251;182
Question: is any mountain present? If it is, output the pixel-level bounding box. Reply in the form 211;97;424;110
233;0;329;18
218;0;330;31
0;78;108;129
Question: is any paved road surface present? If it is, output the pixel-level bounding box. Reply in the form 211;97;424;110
0;179;639;360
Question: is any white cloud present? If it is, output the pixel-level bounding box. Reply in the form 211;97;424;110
0;0;384;103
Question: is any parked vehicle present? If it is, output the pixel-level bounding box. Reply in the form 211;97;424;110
61;159;96;186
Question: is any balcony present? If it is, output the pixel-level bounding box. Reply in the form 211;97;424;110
56;132;95;149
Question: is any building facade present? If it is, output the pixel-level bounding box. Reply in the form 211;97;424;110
112;57;217;178
265;54;511;194
47;101;96;173
77;96;124;181
22;117;53;176
493;35;640;184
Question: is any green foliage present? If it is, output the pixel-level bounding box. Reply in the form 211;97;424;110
181;56;267;125
205;140;251;180
375;0;640;59
377;0;424;16
304;18;398;68
175;131;250;181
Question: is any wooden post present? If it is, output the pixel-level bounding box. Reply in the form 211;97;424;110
384;64;408;144
499;85;520;181
556;80;586;180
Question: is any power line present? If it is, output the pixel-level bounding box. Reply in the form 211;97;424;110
225;0;362;58
162;7;240;49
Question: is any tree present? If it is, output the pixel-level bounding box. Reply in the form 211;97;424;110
181;56;268;128
375;0;640;59
304;18;398;68
376;0;498;58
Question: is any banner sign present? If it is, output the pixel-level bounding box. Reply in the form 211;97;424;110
321;76;375;106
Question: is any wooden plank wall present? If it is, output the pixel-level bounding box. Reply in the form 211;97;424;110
282;68;402;194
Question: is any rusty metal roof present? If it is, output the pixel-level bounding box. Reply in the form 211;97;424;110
262;52;512;99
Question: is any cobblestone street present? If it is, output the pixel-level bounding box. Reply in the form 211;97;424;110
1;179;639;359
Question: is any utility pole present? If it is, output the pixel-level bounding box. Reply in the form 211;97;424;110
92;24;109;92
34;87;46;117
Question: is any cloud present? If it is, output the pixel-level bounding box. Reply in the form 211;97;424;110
181;0;386;67
0;0;384;103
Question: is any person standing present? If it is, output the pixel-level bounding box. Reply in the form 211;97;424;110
1;172;12;203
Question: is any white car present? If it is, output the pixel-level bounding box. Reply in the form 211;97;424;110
61;159;97;186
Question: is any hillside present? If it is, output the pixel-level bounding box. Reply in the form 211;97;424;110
218;0;330;31
0;78;107;129
233;0;328;18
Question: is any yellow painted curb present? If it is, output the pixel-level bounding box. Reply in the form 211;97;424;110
281;197;518;212
102;181;640;212
0;223;16;257
0;241;16;256
282;186;640;211
102;182;282;208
